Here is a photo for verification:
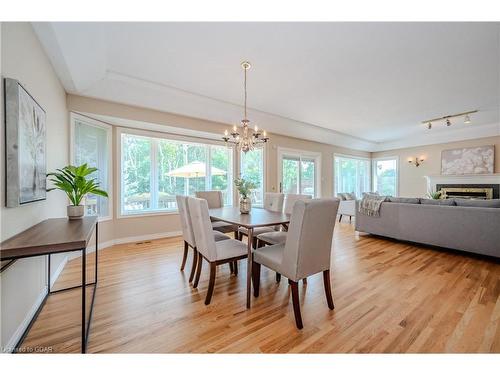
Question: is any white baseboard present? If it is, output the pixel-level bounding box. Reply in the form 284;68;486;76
113;230;183;246
86;230;183;252
3;286;48;353
49;256;68;289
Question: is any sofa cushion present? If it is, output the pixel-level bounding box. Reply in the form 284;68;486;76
420;198;456;206
454;199;500;208
387;197;420;204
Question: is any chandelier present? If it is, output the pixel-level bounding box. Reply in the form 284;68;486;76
222;61;269;152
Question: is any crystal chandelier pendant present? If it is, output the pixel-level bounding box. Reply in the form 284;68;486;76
222;61;269;152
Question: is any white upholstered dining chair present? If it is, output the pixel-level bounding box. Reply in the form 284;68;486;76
251;198;340;329
187;197;248;305
176;195;231;283
238;192;285;247
195;190;239;236
256;193;312;247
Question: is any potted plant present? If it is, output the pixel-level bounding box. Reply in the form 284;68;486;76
234;177;257;214
47;164;108;219
426;189;442;200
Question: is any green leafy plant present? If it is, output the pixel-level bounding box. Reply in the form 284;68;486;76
426;189;442;200
47;164;108;206
234;177;257;199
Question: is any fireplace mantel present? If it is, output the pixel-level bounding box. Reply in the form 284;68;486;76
424;173;500;191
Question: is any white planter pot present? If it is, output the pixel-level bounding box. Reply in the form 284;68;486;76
67;205;84;220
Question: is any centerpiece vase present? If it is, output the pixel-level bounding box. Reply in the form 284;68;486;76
239;197;252;214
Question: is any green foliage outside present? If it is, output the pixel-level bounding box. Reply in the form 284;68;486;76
122;135;232;210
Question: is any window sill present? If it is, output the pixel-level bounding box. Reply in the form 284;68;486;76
117;210;180;219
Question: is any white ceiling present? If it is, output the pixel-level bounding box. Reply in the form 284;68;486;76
33;22;500;151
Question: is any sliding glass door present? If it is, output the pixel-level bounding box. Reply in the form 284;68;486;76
279;149;320;197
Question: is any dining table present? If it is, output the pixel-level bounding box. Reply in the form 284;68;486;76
209;206;290;308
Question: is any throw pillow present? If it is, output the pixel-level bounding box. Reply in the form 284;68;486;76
345;192;357;200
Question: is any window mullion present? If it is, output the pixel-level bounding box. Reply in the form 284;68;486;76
151;139;158;210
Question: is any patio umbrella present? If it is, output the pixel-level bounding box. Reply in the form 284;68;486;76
166;161;226;178
166;161;226;192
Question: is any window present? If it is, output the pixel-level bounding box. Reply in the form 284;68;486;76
372;157;399;196
120;131;233;215
279;149;320;197
334;155;371;198
240;148;264;206
71;114;111;218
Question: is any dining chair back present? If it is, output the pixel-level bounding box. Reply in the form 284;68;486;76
195;191;223;209
176;195;196;248
283;199;339;281
188;197;218;261
264;192;284;212
283;194;312;215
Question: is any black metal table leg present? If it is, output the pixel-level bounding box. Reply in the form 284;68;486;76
81;246;86;353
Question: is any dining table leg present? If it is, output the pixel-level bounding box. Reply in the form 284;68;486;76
246;227;253;308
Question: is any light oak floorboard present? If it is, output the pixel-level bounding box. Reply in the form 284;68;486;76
19;223;500;353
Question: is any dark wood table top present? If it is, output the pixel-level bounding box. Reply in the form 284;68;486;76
209;207;290;228
0;216;98;261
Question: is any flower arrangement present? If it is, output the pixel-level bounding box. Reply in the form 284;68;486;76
234;178;257;199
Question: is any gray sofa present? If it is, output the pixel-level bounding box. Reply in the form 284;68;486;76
355;199;500;258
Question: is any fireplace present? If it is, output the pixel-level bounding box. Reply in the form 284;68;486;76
436;184;499;199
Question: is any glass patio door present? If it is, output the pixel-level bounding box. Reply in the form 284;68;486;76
279;151;318;197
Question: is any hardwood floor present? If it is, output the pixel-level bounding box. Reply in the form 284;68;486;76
20;222;500;353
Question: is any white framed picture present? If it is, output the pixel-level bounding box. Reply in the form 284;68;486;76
4;78;47;207
441;145;494;175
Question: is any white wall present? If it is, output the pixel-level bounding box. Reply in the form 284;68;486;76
0;23;69;351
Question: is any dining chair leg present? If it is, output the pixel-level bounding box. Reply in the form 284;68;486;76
229;261;234;274
338;214;342;223
290;280;303;329
238;232;243;241
189;248;198;283
323;270;335;310
276;273;281;283
205;263;217;305
193;252;203;288
233;261;238;276
252;237;258;249
252;261;261;297
180;241;189;271
234;230;239;239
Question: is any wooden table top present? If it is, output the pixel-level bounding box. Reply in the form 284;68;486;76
0;217;97;261
209;207;290;228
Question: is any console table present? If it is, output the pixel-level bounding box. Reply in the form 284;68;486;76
0;217;98;353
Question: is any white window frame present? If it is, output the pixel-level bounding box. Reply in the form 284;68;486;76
69;112;113;221
277;147;322;198
117;127;235;218
238;146;267;207
333;153;372;198
372;156;400;196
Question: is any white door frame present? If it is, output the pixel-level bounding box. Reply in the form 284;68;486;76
277;147;322;197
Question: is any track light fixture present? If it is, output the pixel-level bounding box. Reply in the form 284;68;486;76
422;110;477;130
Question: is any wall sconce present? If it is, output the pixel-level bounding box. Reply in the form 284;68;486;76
408;157;425;167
